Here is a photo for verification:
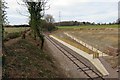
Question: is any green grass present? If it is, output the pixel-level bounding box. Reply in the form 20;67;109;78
57;24;118;29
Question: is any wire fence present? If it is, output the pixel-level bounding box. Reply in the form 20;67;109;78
64;32;108;58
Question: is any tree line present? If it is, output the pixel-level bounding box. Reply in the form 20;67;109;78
55;21;118;26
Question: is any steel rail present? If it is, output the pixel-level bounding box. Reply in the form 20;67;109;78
46;36;105;80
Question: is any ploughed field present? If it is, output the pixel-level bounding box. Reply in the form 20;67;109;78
51;28;119;68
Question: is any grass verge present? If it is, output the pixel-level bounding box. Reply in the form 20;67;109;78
3;38;61;78
58;25;118;29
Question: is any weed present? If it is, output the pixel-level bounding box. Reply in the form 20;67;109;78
3;39;60;78
4;32;21;41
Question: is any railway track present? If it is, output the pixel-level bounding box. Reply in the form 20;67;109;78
46;35;105;80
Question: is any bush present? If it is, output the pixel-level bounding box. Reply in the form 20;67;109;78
47;23;56;32
42;20;57;32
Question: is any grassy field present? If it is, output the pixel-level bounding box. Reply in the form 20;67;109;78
52;28;118;55
51;26;118;68
3;27;30;41
4;27;29;33
57;24;118;29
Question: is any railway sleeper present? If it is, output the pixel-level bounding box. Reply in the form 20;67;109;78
85;70;99;78
71;58;78;61
47;36;104;80
77;67;87;70
83;68;91;71
90;69;103;77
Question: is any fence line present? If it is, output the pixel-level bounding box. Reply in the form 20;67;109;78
64;32;108;57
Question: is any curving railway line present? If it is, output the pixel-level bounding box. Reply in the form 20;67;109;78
45;35;105;80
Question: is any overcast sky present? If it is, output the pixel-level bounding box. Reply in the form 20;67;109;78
5;0;119;25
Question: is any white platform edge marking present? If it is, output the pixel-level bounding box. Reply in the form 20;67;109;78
49;35;109;76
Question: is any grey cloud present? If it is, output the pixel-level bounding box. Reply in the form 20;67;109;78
46;2;117;23
5;0;118;24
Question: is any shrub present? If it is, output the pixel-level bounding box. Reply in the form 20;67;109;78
42;20;57;32
47;23;56;32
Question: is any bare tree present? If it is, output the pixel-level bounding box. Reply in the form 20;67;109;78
24;0;49;49
16;0;49;49
44;14;54;23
